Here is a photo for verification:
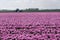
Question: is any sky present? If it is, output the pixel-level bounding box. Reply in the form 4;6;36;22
0;0;60;10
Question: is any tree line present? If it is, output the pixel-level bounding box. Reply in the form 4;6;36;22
0;8;60;12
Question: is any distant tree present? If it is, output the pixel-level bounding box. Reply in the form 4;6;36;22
23;8;40;12
16;8;20;12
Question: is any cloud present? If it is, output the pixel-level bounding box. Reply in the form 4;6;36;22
0;0;60;9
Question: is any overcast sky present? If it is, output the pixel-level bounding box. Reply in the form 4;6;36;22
0;0;60;9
